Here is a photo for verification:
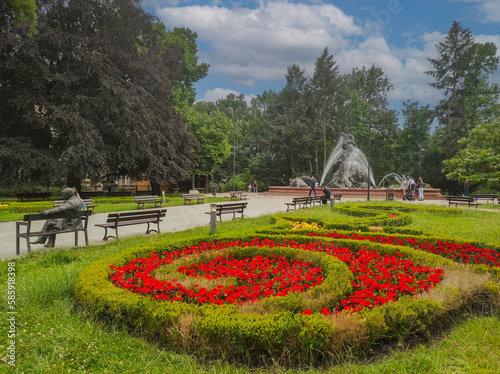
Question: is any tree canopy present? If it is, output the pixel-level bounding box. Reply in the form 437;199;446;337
442;120;500;190
0;0;198;190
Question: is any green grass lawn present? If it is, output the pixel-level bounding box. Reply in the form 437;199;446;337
0;194;232;222
0;203;499;373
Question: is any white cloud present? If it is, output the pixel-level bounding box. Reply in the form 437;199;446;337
199;87;257;104
157;2;362;85
156;1;499;107
199;87;239;103
456;0;500;23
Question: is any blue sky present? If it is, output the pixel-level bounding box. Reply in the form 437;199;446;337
142;0;500;114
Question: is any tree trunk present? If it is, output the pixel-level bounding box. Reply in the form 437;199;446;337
66;171;82;193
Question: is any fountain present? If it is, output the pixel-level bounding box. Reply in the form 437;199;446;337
269;133;444;200
319;133;375;188
376;173;411;189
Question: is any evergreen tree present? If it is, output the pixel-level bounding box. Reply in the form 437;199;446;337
426;21;500;156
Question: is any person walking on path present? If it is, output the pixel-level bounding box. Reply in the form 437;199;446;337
417;177;425;201
309;176;317;197
30;187;83;247
253;179;258;193
464;178;469;196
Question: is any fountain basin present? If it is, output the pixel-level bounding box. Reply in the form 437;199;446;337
266;186;445;200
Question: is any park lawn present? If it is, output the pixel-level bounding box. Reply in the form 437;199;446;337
0;194;232;222
0;203;499;373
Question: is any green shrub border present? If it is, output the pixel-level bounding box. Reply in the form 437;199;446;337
75;205;499;364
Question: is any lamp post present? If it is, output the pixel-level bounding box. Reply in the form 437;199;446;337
418;148;424;177
366;113;373;201
233;121;236;192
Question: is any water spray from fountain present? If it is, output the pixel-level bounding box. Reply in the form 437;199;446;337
319;133;375;188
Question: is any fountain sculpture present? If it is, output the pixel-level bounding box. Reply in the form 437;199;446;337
289;133;417;192
319;133;375;188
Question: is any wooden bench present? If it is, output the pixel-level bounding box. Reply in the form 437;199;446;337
229;191;248;201
207;202;248;221
446;196;480;209
133;195;163;209
285;197;311;211
332;193;342;201
472;194;497;204
15;210;90;255
53;199;98;214
16;192;52;201
182;193;206;205
95;209;167;241
309;196;323;207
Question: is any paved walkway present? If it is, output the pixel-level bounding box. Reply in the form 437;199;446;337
1;194;291;260
1;194;488;260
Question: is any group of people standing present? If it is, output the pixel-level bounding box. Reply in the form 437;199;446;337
247;180;258;193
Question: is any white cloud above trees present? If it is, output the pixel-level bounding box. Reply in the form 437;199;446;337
155;1;499;105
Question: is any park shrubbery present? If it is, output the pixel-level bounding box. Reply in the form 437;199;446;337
75;204;500;365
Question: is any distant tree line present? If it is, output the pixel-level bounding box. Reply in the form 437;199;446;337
1;0;498;195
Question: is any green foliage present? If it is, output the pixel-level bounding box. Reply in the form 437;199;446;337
1;0;197;188
187;104;232;176
0;201;52;213
4;0;38;34
426;21;500;158
157;26;209;115
443;120;500;191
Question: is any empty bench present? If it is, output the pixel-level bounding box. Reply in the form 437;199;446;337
229;191;248;201
473;194;497;204
53;198;98;214
182;193;206;205
16;210;91;255
285;197;311;211
134;195;163;209
446;196;480;209
95;209;167;241
207;202;248;221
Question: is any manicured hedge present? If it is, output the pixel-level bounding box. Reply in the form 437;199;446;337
75;205;499;365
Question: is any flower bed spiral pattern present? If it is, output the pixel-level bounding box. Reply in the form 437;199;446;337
109;238;444;313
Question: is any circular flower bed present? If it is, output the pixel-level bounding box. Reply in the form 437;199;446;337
109;238;444;314
77;206;499;365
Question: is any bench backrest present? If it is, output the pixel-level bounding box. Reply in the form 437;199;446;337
105;209;166;223
216;202;247;211
23;210;90;225
230;191;243;195
292;197;310;203
182;193;200;198
473;194;497;198
53;199;93;206
133;196;159;201
446;196;473;202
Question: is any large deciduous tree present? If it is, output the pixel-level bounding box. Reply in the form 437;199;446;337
0;0;198;190
442;120;500;191
157;26;209;115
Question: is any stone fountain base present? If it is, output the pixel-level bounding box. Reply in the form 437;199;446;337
266;186;445;200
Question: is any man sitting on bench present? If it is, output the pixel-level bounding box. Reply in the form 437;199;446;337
31;187;83;247
321;186;332;205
